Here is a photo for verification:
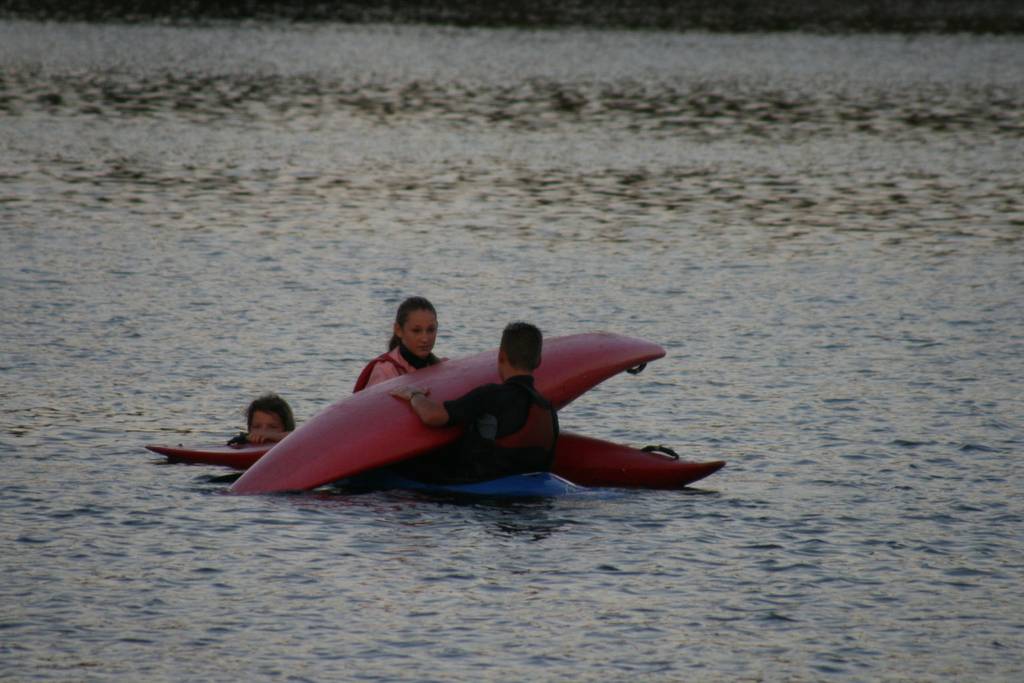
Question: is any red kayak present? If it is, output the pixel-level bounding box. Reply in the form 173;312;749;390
552;434;724;488
146;432;724;489
145;443;269;469
230;332;667;494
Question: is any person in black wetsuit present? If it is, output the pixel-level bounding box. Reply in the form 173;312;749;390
390;322;559;484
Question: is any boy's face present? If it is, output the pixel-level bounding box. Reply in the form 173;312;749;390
250;409;284;433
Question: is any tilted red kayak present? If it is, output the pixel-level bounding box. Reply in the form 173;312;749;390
229;332;667;494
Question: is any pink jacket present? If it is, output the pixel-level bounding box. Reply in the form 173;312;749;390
366;346;417;385
353;347;417;392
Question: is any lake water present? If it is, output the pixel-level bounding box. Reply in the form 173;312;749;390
1;18;1023;682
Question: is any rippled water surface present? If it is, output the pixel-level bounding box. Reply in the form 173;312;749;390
2;20;1023;682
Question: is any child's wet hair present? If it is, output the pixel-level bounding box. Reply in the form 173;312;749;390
246;393;295;432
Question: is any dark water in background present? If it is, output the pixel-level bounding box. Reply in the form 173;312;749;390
2;18;1024;682
2;0;1024;32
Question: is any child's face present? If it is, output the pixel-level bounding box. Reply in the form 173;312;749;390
250;409;285;433
395;309;438;359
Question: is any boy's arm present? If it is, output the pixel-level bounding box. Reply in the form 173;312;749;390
391;387;450;426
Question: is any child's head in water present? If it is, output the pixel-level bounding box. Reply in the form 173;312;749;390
244;393;295;443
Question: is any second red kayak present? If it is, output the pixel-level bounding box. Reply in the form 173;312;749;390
146;433;724;489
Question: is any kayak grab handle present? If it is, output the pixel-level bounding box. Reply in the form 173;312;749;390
626;363;647;375
641;444;680;460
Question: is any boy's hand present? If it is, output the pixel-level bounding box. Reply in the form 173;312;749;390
391;386;430;401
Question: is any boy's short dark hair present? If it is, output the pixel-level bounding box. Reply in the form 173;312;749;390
246;393;296;432
501;322;543;371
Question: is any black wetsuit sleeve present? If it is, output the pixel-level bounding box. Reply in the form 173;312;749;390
443;383;501;427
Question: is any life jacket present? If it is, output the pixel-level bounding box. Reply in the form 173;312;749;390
459;381;559;479
352;352;406;393
494;383;558;459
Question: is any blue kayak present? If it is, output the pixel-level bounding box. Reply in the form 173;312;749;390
340;471;583;497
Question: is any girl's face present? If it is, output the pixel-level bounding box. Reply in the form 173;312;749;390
250;409;285;433
395;309;438;359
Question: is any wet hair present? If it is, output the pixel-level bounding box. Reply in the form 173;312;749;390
246;393;296;432
388;296;440;364
500;322;543;371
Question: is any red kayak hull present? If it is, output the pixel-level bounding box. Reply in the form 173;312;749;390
148;433;724;489
230;332;665;494
145;443;269;469
552;433;725;488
